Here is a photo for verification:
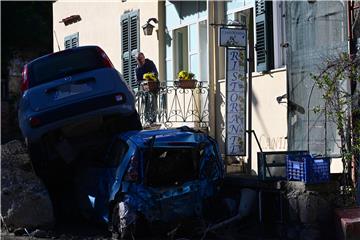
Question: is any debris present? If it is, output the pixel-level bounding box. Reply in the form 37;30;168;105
1;140;55;230
31;229;49;238
13;228;26;236
201;188;256;239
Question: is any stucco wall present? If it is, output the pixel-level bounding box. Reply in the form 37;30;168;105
53;0;159;73
251;69;288;172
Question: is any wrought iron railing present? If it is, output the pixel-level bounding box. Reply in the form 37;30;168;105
135;81;209;129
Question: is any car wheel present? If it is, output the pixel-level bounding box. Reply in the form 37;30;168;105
111;200;147;240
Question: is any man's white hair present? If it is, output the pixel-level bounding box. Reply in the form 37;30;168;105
134;52;144;59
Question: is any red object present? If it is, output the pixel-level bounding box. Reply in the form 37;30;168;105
20;64;29;94
335;207;360;240
96;47;114;68
125;155;139;182
29;116;41;128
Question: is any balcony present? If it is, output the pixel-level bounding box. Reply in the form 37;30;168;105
135;81;209;129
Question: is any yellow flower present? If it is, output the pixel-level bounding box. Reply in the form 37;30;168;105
143;72;157;81
177;70;195;80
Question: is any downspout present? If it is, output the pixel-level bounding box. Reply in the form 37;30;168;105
247;8;255;174
158;1;166;82
208;0;216;138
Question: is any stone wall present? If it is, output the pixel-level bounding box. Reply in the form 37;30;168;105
285;181;342;240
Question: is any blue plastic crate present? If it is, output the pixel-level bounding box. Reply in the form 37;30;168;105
286;154;330;184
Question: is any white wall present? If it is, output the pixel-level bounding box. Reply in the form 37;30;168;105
251;69;288;172
53;0;159;73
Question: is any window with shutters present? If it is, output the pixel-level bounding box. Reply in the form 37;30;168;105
64;32;79;49
226;0;285;73
121;10;139;89
255;0;274;72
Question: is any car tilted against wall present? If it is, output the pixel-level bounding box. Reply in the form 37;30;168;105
75;127;225;239
17;46;142;179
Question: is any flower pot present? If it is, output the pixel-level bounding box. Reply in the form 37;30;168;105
177;79;197;89
142;81;159;93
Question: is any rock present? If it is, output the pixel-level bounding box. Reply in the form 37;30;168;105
31;229;48;238
287;197;299;222
14;228;26;236
1;140;27;156
286;181;306;195
1;140;55;230
298;192;331;224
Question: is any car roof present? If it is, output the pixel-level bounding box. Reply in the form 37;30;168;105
118;128;210;147
26;45;100;66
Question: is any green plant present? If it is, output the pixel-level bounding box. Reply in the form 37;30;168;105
177;70;195;81
312;53;360;203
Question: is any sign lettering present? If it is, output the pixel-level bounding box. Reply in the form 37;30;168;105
226;48;246;156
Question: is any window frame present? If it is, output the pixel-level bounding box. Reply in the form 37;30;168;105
168;17;208;84
64;32;79;49
226;1;286;72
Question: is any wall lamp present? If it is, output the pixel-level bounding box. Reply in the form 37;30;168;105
142;18;158;36
59;15;81;26
276;93;305;114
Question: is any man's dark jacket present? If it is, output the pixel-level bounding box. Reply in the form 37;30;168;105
135;59;158;82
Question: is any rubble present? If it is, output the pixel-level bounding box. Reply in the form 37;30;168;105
1;140;55;231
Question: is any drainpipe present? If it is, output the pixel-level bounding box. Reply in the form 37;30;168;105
247;9;255;174
158;1;166;82
208;0;216;138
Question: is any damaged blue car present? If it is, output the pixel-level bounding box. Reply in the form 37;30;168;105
76;127;224;238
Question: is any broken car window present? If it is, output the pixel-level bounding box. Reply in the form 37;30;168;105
144;148;200;188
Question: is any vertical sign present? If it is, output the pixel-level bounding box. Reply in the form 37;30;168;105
226;48;247;156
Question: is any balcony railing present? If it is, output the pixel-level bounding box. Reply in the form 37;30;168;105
135;81;209;129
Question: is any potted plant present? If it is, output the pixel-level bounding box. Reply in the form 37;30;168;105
142;72;159;92
176;70;197;89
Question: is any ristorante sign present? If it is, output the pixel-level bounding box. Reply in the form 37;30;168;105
226;48;247;156
219;27;247;48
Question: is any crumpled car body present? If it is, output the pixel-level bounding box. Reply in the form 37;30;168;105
76;128;225;230
18;46;142;187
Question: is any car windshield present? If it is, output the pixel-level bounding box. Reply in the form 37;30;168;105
29;47;106;87
144;147;200;188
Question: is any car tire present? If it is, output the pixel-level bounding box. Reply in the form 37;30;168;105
111;201;132;240
110;200;147;240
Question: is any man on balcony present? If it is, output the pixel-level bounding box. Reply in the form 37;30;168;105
135;52;158;125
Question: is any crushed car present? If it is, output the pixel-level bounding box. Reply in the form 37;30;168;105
75;127;225;238
17;46;142;179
